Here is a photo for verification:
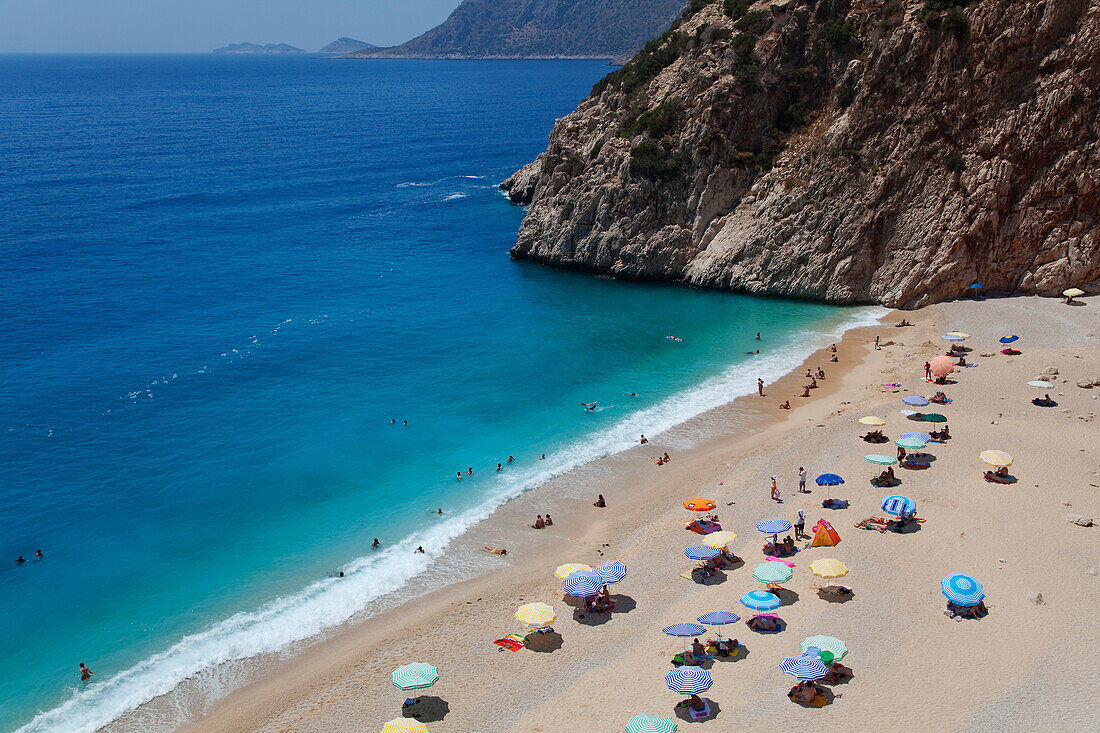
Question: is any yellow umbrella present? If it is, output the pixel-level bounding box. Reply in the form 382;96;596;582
701;530;739;548
946;331;970;339
515;602;556;628
382;719;428;733
979;450;1013;468
1063;288;1084;298
554;563;592;579
810;558;849;579
859;416;886;426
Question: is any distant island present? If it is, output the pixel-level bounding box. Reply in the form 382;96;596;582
213;42;306;55
319;38;376;55
347;0;686;59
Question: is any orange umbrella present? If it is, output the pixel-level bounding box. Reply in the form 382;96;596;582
683;498;716;512
929;355;954;378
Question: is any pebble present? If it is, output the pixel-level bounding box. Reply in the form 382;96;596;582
1066;514;1094;527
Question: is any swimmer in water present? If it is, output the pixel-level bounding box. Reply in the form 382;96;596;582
437;508;443;515
507;456;514;463
457;472;463;480
372;538;380;548
79;663;93;681
467;467;473;475
497;463;502;471
415;546;425;554
540;453;546;460
391;418;396;424
581;402;598;411
756;332;761;340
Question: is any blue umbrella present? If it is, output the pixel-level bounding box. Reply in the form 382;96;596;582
684;545;721;561
899;431;932;443
697;611;741;625
563;570;603;597
739;589;781;611
902;395;930;406
665;666;712;694
815;473;844;486
780;654;829;680
969;283;983;289
881;495;916;517
942;334;965;342
756;519;792;534
941;573;984;606
1000;335;1019;344
595;560;627;584
663;623;706;637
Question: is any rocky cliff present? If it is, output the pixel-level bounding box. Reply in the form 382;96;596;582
504;0;1100;306
349;0;687;59
213;42;305;54
319;38;376;55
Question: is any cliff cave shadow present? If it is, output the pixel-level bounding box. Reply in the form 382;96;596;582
610;593;637;613
523;630;563;653
402;696;449;723
672;698;721;723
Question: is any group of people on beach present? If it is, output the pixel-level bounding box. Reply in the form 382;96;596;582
771;344;838;408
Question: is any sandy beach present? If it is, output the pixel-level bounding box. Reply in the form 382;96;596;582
163;295;1099;733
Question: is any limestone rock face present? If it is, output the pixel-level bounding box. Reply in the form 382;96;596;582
504;0;1100;307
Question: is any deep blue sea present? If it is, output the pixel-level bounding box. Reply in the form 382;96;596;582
0;54;879;731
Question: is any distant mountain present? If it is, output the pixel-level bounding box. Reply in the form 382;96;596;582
348;0;686;59
213;42;306;55
319;37;376;55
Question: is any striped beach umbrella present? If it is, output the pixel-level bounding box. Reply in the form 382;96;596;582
700;530;738;548
595;560;627;584
895;437;927;450
697;611;741;625
381;719;429;733
662;622;707;637
864;454;897;466
780;654;829;680
881;495;916;517
756;519;792;534
665;666;712;694
391;663;439;691
684;545;721;561
624;713;678;733
514;602;556;629
858;415;886;426
739;589;781;611
563;570;603;597
815;473;844;486
809;558;849;579
801;635;848;662
899;431;932;443
554;563;592;579
941;573;984;607
752;562;793;584
942;334;966;342
979;450;1013;468
902;395;930;407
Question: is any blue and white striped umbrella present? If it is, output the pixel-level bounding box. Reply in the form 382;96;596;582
816;473;844;486
900;431;932;443
595;560;627;584
662;622;707;637
941;573;984;606
1000;335;1019;344
881;495;916;517
697;611;741;625
684;545;721;561
780;654;828;680
756;519;792;534
563;570;603;597
739;589;781;611
902;395;930;406
665;666;712;694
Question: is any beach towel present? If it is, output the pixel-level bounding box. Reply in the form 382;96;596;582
493;635;525;652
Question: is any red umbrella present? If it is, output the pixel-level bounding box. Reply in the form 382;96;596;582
929;355;954;378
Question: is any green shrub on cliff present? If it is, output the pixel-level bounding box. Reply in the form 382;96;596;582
592;29;686;96
624;99;681;138
723;0;749;19
630;139;688;181
824;19;857;47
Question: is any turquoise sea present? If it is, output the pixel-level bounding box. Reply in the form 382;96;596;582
0;55;880;731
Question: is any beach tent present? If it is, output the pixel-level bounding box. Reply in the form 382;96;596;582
809;519;841;548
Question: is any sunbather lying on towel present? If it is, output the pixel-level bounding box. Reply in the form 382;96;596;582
822;498;849;509
821;662;854;684
789;681;833;705
819;585;853;599
947;601;987;618
855;517;889;533
1032;394;1056;406
746;615;780;631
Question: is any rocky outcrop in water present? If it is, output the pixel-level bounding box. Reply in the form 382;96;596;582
504;0;1100;306
213;43;306;55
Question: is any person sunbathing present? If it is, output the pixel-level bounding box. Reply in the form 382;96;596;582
930;391;948;403
746;615;778;631
678;694;706;712
815;368;826;379
948;601;987;618
1033;394;1055;406
820;585;853;598
721;547;742;564
830;353;838;362
788;680;826;703
821;662;854;684
780;535;797;554
822;498;849;509
710;637;739;656
800;386;811;397
531;515;545;529
779;400;791;409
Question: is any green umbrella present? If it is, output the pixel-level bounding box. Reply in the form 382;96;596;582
625;713;678;733
920;413;948;423
801;635;848;662
752;561;793;584
392;662;439;691
864;454;897;465
894;437;927;450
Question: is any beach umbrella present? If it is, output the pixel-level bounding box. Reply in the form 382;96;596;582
809;558;849;579
894;437;927;450
941;334;965;342
662;622;707;637
665;666;712;694
969;283;983;289
979;450;1013;468
1027;380;1052;388
858;415;886;426
739;589;781;611
901;409;918;417
392;663;439;691
864;454;896;466
752;562;793;584
756;519;792;536
563;570;603;597
595;560;627;584
881;495;916;517
780;654;829;680
899;431;932;442
381;719;429;733
947;331;971;339
999;335;1019;344
515;602;556;629
815;473;844;486
941;572;984;607
920;413;948;423
801;635;848;662
554;563;593;579
929;356;954;378
684;545;721;561
697;611;741;625
1063;288;1084;298
624;713;678;733
683;498;716;512
902;395;930;407
700;530;738;548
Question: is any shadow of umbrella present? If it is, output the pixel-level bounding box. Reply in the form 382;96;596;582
523;631;563;653
772;588;800;606
573;607;611;626
402;696;449;723
817;586;854;603
789;686;837;707
672;697;721;723
609;593;637;613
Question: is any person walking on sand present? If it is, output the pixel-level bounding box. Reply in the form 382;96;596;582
798;466;807;493
874;336;881;350
758;378;765;396
771;476;781;502
795;509;806;540
924;361;932;380
79;663;93;681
